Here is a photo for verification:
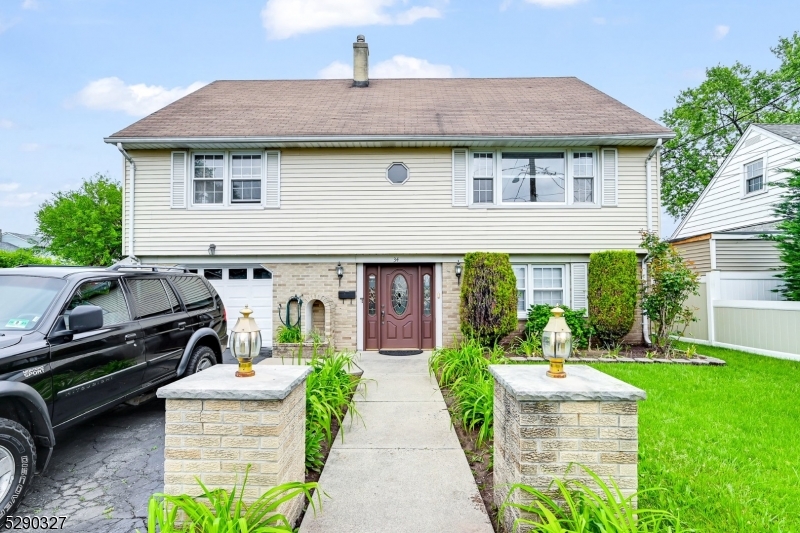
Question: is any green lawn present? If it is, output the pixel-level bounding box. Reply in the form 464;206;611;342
592;343;800;533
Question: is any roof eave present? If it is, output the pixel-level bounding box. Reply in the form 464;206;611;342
105;132;674;150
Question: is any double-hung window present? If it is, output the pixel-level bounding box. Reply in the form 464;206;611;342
231;154;262;204
193;154;224;204
512;265;566;317
502;152;565;203
472;153;494;204
744;159;764;194
572;152;594;203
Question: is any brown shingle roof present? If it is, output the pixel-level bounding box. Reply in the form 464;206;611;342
109;78;671;139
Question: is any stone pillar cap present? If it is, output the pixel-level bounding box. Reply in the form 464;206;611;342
489;364;646;402
157;364;312;400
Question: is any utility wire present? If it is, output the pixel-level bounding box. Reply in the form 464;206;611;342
661;84;800;157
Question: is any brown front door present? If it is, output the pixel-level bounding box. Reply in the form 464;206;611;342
364;265;434;350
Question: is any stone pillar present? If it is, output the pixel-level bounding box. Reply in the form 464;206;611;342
157;365;311;525
489;364;646;532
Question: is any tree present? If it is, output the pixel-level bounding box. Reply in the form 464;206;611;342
766;162;800;301
0;249;61;268
661;32;800;219
35;174;123;266
459;252;517;346
639;231;699;356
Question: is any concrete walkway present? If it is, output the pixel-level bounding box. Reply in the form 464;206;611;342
299;351;493;533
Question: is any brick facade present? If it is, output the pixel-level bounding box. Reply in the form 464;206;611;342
441;262;462;347
163;384;307;523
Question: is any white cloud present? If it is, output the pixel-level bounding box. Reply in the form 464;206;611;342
592;16;606;24
19;143;41;152
261;0;442;39
21;0;39;10
524;0;586;7
0;183;20;193
74;77;207;116
0;191;43;208
0;119;13;129
714;25;730;40
0;17;19;34
318;54;456;79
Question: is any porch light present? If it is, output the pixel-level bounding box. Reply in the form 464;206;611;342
336;262;344;286
455;260;462;284
231;306;261;378
208;243;216;256
542;307;572;378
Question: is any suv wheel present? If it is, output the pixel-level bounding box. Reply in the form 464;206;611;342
0;418;36;520
186;345;216;374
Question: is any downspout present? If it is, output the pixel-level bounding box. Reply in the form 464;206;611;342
116;143;138;263
642;138;663;346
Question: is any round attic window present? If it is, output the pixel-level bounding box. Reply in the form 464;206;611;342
386;163;409;184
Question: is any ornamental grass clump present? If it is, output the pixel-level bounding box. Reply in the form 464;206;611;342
304;349;368;472
143;466;320;532
501;464;685;533
429;339;508;447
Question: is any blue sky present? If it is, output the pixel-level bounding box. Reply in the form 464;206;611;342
1;0;798;237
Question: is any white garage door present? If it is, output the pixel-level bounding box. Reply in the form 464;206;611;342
193;266;273;348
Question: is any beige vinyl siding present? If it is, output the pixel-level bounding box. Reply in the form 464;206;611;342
676;129;800;239
674;239;711;274
123;147;655;257
716;239;783;271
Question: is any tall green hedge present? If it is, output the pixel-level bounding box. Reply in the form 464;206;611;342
588;250;638;348
0;249;60;268
459;252;517;346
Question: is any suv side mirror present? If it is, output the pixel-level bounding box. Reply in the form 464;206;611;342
69;305;104;333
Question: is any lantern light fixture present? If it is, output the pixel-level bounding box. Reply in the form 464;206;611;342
208;243;216;256
455;260;463;284
336;262;344;285
542;307;573;378
231;306;262;378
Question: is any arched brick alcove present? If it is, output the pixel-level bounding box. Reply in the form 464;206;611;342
304;294;335;342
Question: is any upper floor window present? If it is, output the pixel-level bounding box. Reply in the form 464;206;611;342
194;154;224;204
572;152;594;203
502;152;565;203
231;154;262;203
472;153;494;204
745;159;764;194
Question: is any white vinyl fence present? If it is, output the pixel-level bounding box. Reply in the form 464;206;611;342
679;271;800;361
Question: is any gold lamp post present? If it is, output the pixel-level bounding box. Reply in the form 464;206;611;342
542;307;573;378
231;306;261;378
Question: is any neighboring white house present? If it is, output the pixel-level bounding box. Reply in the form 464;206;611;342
671;123;800;300
105;37;673;351
0;230;42;252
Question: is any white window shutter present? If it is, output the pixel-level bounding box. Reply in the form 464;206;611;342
452;149;468;206
170;151;187;208
601;148;618;206
571;263;589;314
265;151;280;208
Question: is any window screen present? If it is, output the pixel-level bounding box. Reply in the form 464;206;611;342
172;276;215;311
127;279;174;319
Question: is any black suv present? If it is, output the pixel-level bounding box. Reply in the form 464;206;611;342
0;265;227;519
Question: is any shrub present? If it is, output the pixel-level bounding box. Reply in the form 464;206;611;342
276;324;303;343
429;339;509;447
588;250;638;348
0;248;61;268
459;252;517;346
525;304;592;350
142;466;320;532
640;231;699;356
764;161;800;301
501;464;685;532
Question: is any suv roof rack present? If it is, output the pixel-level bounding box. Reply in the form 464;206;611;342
15;264;94;268
107;264;191;273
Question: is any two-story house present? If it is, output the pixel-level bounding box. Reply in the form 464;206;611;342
105;37;672;352
671;124;799;300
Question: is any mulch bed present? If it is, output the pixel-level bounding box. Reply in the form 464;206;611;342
508;345;726;366
441;387;500;533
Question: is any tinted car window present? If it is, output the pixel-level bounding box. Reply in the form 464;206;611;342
172;276;214;311
127;279;174;319
0;276;66;331
163;280;182;312
65;279;129;327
